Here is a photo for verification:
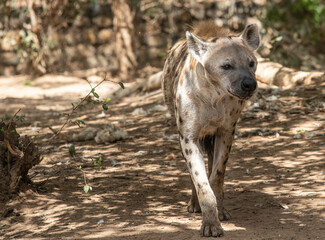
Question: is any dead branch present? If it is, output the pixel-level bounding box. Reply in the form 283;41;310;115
8;108;21;130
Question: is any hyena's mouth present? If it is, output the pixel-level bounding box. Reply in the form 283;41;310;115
227;89;253;100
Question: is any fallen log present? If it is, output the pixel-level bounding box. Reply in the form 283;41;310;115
112;58;325;98
256;58;325;88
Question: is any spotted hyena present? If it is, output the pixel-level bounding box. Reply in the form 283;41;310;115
162;22;260;237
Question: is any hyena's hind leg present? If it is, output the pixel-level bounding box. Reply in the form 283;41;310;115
209;132;233;221
187;179;201;213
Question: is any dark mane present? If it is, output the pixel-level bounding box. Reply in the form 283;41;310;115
190;21;231;41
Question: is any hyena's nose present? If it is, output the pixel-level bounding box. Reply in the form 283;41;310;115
241;77;257;92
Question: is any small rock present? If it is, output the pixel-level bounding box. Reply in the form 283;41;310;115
97;111;106;118
110;158;119;167
94;124;128;143
98;29;114;44
275;132;280;138
165;153;175;160
305;131;316;138
266;95;278;101
132;108;147;115
313;122;322;127
97;219;104;225
135;150;148;156
165;112;171;119
72;127;98;141
280;204;289;210
163;134;178;141
148;104;166;112
152;150;164;154
293;134;301;139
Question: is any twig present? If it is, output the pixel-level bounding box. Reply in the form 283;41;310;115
7;142;11;172
8;108;21;130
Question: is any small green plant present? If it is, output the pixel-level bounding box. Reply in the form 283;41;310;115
76;166;92;193
304;99;311;105
24;81;32;86
97;156;103;171
296;129;307;133
83;184;92;194
69;144;76;157
15;114;26;123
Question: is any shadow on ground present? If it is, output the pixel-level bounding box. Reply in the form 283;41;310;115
0;77;324;239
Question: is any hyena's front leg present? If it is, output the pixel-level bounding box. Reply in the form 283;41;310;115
209;130;235;221
180;136;223;237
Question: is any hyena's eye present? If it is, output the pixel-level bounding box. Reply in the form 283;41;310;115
221;64;233;70
249;60;255;68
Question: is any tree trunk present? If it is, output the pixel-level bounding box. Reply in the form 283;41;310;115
0;120;41;205
112;0;138;80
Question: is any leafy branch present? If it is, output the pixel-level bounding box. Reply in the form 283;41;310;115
50;73;124;139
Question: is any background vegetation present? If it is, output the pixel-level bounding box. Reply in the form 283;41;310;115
0;0;324;77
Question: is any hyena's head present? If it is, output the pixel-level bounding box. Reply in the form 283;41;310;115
186;24;260;100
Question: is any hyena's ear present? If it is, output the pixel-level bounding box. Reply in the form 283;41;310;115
186;31;209;64
240;24;260;51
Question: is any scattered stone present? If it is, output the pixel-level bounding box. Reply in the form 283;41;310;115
314;122;322;127
97;219;104;225
304;131;316;138
98;29;114;44
163;134;178;141
110;158;119;167
293;134;302;139
71;125;127;143
97;112;106;118
94;124;128;143
165;153;175;160
132;108;147;115
152;150;164;154
266;95;278;101
135;150;148;156
237;128;274;138
280;204;289;210
72;127;98;141
148;104;166;112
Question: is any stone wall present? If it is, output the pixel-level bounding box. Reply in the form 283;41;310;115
0;0;263;76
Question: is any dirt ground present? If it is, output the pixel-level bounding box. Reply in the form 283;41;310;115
0;73;324;240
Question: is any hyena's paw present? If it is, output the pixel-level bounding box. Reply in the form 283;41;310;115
187;195;201;213
200;221;224;237
218;206;231;221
